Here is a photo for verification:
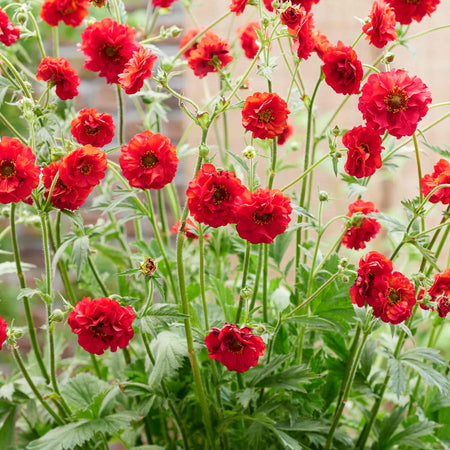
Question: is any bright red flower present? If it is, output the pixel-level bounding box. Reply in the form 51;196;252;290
342;200;381;250
59;145;107;189
343;125;383;178
0;315;7;348
420;159;450;204
80;18;141;84
187;31;233;79
0;7;20;46
278;123;294;146
242;92;290;140
363;0;397;49
186;164;246;228
42;161;92;211
239;22;261;60
312;30;332;60
291;0;320;10
71;108;115;147
281;6;306;36
235;188;292;244
290;7;315;60
68;297;135;355
205;324;266;373
425;270;450;318
120;131;178;190
179;28;202;60
387;0;440;25
230;0;249;15
119;47;158;94
40;0;90;27
322;41;363;95
0;137;40;204
36;56;80;101
358;69;432;139
152;0;177;7
170;218;210;240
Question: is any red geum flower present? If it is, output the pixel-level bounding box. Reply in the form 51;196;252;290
278;123;294;146
152;0;177;7
291;0;320;10
358;69;432;139
0;316;7;348
68;297;135;355
235;188;292;244
118;47;157;95
312;30;332;60
179;28;202;60
42;161;92;211
120;131;178;190
170;218;210;240
387;0;440;25
186;163;246;228
349;251;392;308
80;18;141;84
205;324;266;373
342;199;381;250
343;125;383;178
71;108;115;147
281;6;306;36
238;22;261;59
242;92;290;140
0;137;40;205
59;145;107;189
187;31;233;79
420;159;450;204
290;7;315;60
363;0;397;49
322;41;363;95
40;0;90;28
0;7;20;46
428;269;450;300
36;56;80;101
437;297;450;318
230;0;249;15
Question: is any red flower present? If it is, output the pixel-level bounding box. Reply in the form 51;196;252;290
239;22;261;60
235;188;292;244
322;41;363;95
343;125;383;178
0;7;20;46
59;145;107;189
187;31;233;79
437;297;450;318
358;69;432;139
242;92;290;140
40;0;90;28
363;0;397;49
230;0;249;15
152;0;177;7
420;159;450;204
0;137;40;204
42;161;92;211
205;324;266;373
428;269;450;300
291;7;315;60
68;297;135;355
0;315;7;348
291;0;320;10
342;200;381;250
170;218;210;240
387;0;440;25
71;108;115;147
281;6;306;36
313;30;332;60
36;56;80;101
119;47;158;95
179;28;202;60
278;123;294;146
186;164;246;228
80;18;140;84
120;131;178;190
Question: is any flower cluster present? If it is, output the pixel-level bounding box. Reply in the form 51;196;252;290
0;7;20;46
40;0;90;28
420;159;450;204
426;269;450;318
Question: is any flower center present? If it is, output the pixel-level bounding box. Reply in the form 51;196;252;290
360;143;370;154
211;184;229;204
387;288;401;305
80;162;92;175
90;322;105;337
141;152;159;168
405;0;421;4
258;108;274;123
0;159;16;178
384;88;409;114
85;126;101;136
253;211;273;225
224;336;244;354
99;44;121;62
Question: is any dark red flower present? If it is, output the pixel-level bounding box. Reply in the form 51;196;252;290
119;47;158;94
68;297;135;355
235;188;292;244
186;164;246;228
0;137;40;204
205;324;266;373
40;0;90;27
342;199;381;250
187;31;233;79
281;6;306;36
120;131;178;190
0;7;20;46
387;0;440;25
358;69;432;139
343;125;383;178
230;0;249;15
322;41;363;95
437;297;450;318
80;18;140;84
36;56;80;101
0;315;7;348
170;218;210;240
179;28;202;60
59;145;107;189
242;92;290;140
363;0;397;49
278;123;294;146
239;22;261;59
152;0;177;7
42;161;92;211
71;108;115;147
420;159;450;204
312;30;332;60
291;7;315;60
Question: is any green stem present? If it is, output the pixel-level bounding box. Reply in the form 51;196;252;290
281;154;330;192
87;256;109;296
27;11;46;58
262;244;269;323
235;241;251;324
0;54;32;98
249;244;263;311
199;224;210;331
90;354;104;379
412;133;425;232
0;112;27;143
52;26;59;57
116;85;124;146
157;189;169;246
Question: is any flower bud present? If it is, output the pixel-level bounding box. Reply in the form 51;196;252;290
255;324;266;334
240;286;253;299
50;309;64;323
331;125;340;137
167;25;181;38
242;146;256;159
140;257;157;276
340;275;350;283
16;12;28;25
319;191;329;202
383;52;395;64
198;144;209;158
334;151;342;159
290;141;300;151
339;257;348;268
11;328;23;339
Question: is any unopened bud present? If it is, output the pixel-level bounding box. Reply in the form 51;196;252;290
319;191;329;202
261;18;270;28
339;257;348;268
240;286;253;299
92;0;107;7
341;275;350;283
383;52;395;64
331;125;340;137
416;272;426;282
16;12;28;25
140;257;157;276
255;324;266;334
50;309;64;323
335;151;342;159
198;144;209;158
290;141;300;151
242;146;256;159
11;328;23;339
167;25;181;38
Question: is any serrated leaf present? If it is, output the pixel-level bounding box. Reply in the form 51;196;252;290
286;315;336;331
389;358;406;398
291;205;316;222
61;373;109;411
252;365;314;392
0;406;16;448
136;304;188;336
72;236;90;280
422;142;450;159
0;261;35;275
369;212;405;233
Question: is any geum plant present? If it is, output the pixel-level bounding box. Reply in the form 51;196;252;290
0;0;449;448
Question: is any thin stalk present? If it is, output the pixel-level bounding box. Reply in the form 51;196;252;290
27;11;46;58
116;85;124;146
0;54;32;98
88;256;109;296
52;27;59;57
90;354;104;379
0;113;27;143
262;244;269;323
249;244;263;311
157;189;169;246
412;133;425;232
199;224;210;330
235;241;251;324
281;154;330;192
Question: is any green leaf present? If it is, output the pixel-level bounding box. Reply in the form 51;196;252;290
252;365;314;392
61;373;109;411
0;261;35;275
136;304;188;336
389;358;407;398
0;406;17;449
422;142;450;159
386;419;438;448
287;315;336;332
92;244;128;267
270;230;295;266
369;212;406;233
72;236;90;280
268;426;306;450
